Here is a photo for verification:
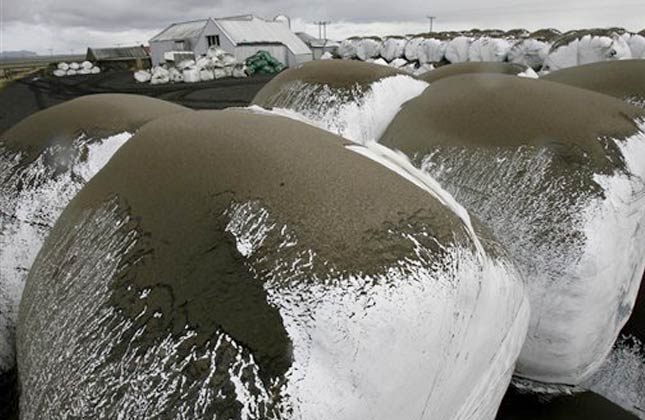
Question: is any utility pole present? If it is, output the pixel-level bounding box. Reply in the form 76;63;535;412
426;16;436;32
314;21;331;40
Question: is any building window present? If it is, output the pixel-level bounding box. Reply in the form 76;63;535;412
207;35;220;47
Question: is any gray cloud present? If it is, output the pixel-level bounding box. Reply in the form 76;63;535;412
2;0;645;53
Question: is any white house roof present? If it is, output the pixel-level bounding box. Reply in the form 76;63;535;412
215;16;311;55
150;19;211;42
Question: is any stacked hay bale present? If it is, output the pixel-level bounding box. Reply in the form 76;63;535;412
134;46;249;85
52;61;101;77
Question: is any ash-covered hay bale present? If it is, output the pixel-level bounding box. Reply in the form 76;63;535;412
17;109;528;420
379;74;645;390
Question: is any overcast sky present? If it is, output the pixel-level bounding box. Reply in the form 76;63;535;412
2;0;645;54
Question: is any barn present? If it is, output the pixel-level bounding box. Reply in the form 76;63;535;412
85;46;150;70
149;15;312;67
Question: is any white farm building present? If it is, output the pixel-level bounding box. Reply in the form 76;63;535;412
149;15;312;67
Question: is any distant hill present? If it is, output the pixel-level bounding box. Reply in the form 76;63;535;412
0;50;38;59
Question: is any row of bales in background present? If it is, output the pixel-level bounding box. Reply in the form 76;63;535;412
336;28;645;74
133;48;287;85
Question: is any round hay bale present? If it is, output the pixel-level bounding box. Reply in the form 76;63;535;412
379;74;645;386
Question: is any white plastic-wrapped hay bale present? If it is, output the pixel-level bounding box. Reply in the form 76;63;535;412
66;69;77;76
90;66;101;74
338;39;359;59
134;70;151;83
356;38;382;61
320;51;334;60
221;53;237;66
578;33;632;65
168;67;183;83
370;57;389;66
544;31;633;71
53;69;67;77
207;46;227;59
624;33;645;58
213;68;227;79
199;69;215;81
81;61;93;70
445;36;472;63
418;38;447;63
183;68;201;83
196;56;213;69
404;37;424;61
69;62;80;70
223;66;234;77
77;68;91;75
176;59;196;70
468;37;512;62
508;39;551;70
380;37;407;61
151;67;170;85
57;62;69;71
232;65;248;78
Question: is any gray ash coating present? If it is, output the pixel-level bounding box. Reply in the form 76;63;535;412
252;60;407;107
380;74;644;178
1;93;189;166
543;60;645;108
17;109;481;419
418;62;529;84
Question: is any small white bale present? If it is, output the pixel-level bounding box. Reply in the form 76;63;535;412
134;70;152;83
207;47;228;59
338;39;359;59
577;33;632;65
81;61;93;70
66;69;77;76
623;33;645;58
380;37;407;61
233;65;248;78
221;53;237;66
168;68;183;83
78;68;91;75
196;56;213;69
468;37;512;62
57;62;69;71
508;39;550;70
176;59;196;70
69;62;80;70
418;38;447;63
404;38;424;61
90;66;101;74
445;36;472;63
53;69;67;77
199;69;215;81
320;51;334;60
213;68;227;79
356;38;382;61
183;68;201;83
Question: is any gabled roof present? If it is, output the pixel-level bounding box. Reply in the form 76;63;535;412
150;19;212;42
87;46;149;61
215;16;311;55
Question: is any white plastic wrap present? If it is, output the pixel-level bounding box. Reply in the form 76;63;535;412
134;70;151;83
445;36;472;63
468;37;512;62
199;69;214;81
90;66;101;74
57;62;69;71
418;38;447;63
182;68;201;83
338;39;359;59
69;62;80;70
356;38;382;61
508;39;551;70
53;69;67;77
404;38;424;61
380;37;407;61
